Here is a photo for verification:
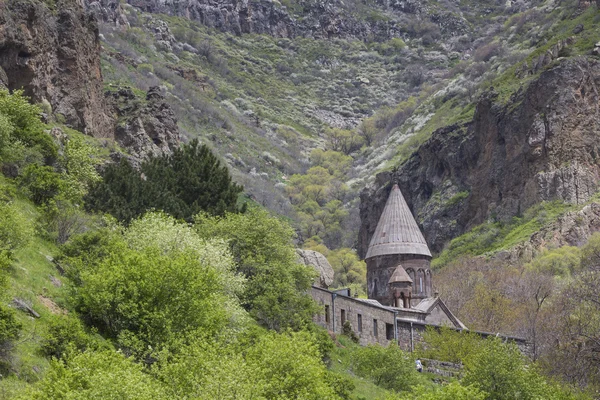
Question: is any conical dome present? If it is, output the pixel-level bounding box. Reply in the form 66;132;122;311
365;184;432;259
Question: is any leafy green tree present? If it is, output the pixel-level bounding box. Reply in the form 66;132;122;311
195;208;319;331
417;326;483;364
40;314;106;360
21;350;170;400
525;245;581;277
463;337;557;400
86;140;243;222
64;213;246;356
157;330;340;400
352;344;422;392
18;164;65;205
59;135;102;203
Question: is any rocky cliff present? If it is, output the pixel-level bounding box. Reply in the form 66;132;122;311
0;0;113;137
0;0;180;158
122;0;465;40
359;57;600;256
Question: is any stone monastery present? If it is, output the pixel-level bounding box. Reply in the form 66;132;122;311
309;182;517;351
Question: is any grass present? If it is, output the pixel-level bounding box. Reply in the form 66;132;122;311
432;200;575;268
328;335;394;400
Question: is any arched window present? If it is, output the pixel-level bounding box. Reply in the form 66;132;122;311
417;269;425;294
425;270;432;296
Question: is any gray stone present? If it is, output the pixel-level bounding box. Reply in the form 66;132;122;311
296;249;334;288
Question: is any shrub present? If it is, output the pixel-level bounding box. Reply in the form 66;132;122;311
18;164;64;205
352;344;421;391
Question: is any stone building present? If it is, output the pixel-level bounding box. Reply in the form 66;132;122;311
310;182;532;353
311;182;468;348
365;183;432;307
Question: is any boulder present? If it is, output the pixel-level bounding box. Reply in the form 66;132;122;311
296;249;334;289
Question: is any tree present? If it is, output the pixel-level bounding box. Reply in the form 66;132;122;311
86;140;243;222
157;330;340;400
63;213;246;356
195;208;319;331
21;350;170;400
462;338;559;400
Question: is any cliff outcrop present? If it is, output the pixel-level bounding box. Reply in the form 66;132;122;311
0;0;113;137
0;0;180;159
123;0;447;40
359;57;600;256
108;86;181;158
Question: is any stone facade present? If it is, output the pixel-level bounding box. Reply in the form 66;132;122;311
366;254;432;306
311;287;397;346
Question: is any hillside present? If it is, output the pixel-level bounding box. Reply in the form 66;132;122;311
1;0;600;396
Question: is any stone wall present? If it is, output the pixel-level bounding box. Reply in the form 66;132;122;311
397;320;532;356
311;286;397;346
366;254;432;306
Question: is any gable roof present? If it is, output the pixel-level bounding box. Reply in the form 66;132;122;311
365;184;432;259
413;297;467;329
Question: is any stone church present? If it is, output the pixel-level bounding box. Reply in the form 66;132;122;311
309;182;467;349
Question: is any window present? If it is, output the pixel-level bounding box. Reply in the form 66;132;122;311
341;309;346;325
325;305;330;323
373;319;378;337
358;314;362;333
386;323;394;340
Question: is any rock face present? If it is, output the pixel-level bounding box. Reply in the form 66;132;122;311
124;0;421;40
0;0;113;137
84;0;130;26
359;57;600;256
296;249;335;288
108;86;181;158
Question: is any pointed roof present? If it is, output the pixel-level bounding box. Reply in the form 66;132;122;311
365;184;432;259
388;265;413;284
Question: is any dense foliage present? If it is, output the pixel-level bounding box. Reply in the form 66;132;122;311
195;208;319;331
86;140;244;222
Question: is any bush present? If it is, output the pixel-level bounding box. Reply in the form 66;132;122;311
21;350;170;400
352;344;421;391
18;164;64;205
40;315;103;360
0;89;56;161
0;304;21;375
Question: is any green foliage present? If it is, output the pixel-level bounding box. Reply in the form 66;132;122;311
463;338;556;400
86;139;243;222
342;320;359;343
64;213;245;356
18;164;64;205
447;191;469;207
393;382;486;400
0;304;21;375
525;245;581;277
0;200;33;255
21;350;170;400
352;344;421;392
40;315;105;360
195;208;319;331
433;201;573;268
580;232;600;270
0;89;56;162
416;326;483;364
157;330;339;400
59;135;101;203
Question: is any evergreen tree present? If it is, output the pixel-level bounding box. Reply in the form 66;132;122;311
86;140;243;221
